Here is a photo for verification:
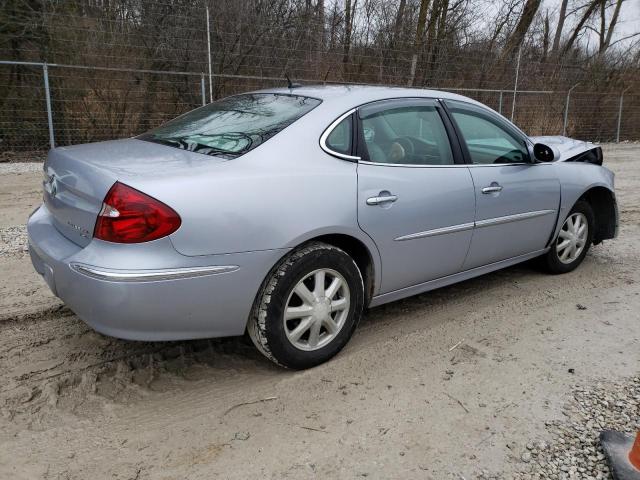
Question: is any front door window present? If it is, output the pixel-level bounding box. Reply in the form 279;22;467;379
447;103;529;165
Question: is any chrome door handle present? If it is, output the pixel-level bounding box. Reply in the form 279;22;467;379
366;194;398;206
482;185;503;194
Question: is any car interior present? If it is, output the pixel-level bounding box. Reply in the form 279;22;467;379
449;110;530;164
361;106;454;165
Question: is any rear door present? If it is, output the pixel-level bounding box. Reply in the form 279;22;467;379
355;99;476;294
444;100;561;270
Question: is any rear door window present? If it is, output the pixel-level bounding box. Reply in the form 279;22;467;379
359;103;454;165
138;93;321;159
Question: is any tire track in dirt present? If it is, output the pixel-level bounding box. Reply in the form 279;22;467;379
4;232;636;480
0;302;273;429
1;221;634;433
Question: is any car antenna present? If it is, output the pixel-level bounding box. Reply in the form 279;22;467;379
285;73;301;89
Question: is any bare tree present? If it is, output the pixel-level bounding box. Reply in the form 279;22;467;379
408;0;432;85
315;0;325;73
486;0;520;52
421;0;450;86
343;0;358;72
392;0;407;45
560;0;601;57
502;0;542;58
551;0;569;56
598;0;625;55
542;10;550;61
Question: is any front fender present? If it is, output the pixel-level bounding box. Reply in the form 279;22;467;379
551;162;616;244
529;135;599;162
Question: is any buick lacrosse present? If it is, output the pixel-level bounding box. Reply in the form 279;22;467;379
28;86;618;368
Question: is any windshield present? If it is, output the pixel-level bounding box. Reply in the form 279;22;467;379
138;93;321;159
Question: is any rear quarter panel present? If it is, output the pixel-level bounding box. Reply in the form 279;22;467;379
122;106;382;293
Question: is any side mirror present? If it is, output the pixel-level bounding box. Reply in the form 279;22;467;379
533;143;558;162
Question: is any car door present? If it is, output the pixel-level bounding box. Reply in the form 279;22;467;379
444;100;561;270
354;99;476;294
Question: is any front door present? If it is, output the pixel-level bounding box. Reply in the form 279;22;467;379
444;100;561;270
355;99;476;294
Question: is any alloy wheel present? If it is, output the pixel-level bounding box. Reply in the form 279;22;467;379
556;212;588;264
283;268;350;351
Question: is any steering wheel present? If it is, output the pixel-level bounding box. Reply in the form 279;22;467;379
388;137;415;162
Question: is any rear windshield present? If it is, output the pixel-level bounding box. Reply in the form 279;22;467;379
138;93;321;159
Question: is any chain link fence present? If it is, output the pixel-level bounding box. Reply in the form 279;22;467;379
2;60;637;158
1;0;638;159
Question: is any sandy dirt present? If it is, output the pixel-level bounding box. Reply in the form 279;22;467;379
0;145;638;479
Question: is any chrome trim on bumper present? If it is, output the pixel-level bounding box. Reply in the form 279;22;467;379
475;209;556;228
395;222;474;241
70;263;239;282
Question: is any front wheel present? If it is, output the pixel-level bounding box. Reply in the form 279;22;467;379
247;242;365;369
543;200;594;274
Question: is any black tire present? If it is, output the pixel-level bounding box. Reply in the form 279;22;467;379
247;242;365;369
543;200;595;274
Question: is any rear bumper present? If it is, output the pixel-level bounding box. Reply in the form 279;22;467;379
27;204;287;341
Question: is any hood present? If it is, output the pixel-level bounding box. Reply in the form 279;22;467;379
529;135;598;162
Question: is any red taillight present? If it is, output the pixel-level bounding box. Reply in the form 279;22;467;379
94;182;181;243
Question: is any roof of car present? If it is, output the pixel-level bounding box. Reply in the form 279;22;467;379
259;84;483;108
254;84;530;140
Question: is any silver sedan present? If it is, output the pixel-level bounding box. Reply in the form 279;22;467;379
27;86;618;369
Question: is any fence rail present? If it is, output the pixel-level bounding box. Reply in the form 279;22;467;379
1;59;637;157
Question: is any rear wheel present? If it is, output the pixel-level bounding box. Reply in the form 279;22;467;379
247;242;365;369
543;200;594;274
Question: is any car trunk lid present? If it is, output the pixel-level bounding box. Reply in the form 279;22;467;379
44;149;117;247
43;138;226;247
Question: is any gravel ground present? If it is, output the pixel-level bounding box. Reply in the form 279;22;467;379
0;150;47;164
0;225;28;255
513;376;640;480
0;144;638;479
0;162;43;175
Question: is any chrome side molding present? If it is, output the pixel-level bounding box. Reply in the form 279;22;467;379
70;263;239;282
395;222;474;241
474;209;556;228
394;210;555;242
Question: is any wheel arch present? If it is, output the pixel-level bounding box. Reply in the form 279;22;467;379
577;186;618;244
310;233;377;306
553;162;617;246
254;229;381;313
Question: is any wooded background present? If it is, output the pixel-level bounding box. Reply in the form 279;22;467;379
1;0;639;157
